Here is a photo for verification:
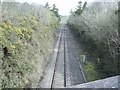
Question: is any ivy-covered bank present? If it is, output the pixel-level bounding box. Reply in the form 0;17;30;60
68;2;119;81
0;2;60;88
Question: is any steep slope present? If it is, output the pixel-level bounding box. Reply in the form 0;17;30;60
68;1;119;81
0;2;60;88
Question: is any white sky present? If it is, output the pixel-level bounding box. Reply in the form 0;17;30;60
14;0;95;16
8;0;117;16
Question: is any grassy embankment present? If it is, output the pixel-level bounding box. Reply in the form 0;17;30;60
0;2;60;88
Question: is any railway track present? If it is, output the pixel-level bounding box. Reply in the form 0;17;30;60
64;28;67;87
50;28;63;88
51;28;67;88
67;28;87;83
65;27;86;85
39;25;87;88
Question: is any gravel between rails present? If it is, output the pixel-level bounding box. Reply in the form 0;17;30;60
38;24;86;88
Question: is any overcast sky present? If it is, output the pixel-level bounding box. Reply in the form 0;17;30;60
14;0;95;16
5;0;117;16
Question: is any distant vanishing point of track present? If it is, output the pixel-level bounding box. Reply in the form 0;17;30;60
38;24;86;88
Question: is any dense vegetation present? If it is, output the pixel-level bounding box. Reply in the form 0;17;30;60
0;2;60;88
68;1;119;81
45;2;61;20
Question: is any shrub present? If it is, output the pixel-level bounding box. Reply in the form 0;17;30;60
68;1;119;80
0;2;60;88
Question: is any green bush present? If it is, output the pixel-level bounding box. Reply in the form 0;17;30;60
0;2;60;88
85;61;98;81
68;2;119;80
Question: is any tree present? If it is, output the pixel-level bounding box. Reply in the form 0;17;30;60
45;2;50;9
75;1;87;15
51;4;61;20
82;1;87;10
